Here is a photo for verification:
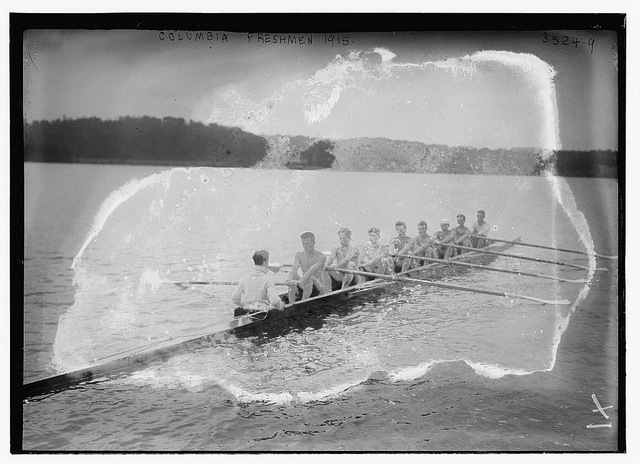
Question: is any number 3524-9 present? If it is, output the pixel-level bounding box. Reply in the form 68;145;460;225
543;33;594;53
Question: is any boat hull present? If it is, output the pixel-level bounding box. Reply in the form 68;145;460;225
23;238;518;399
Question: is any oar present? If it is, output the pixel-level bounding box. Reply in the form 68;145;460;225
335;268;571;305
171;280;289;288
444;244;607;271
265;262;292;273
393;253;587;283
169;262;292;288
471;235;618;260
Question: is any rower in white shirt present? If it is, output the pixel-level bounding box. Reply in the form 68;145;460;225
232;250;284;313
471;210;491;248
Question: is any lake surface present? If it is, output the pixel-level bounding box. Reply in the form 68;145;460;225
21;162;620;451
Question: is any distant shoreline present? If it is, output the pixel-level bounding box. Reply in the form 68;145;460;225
22;158;618;178
23;117;618;178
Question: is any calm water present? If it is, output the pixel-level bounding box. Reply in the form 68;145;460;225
21;162;619;451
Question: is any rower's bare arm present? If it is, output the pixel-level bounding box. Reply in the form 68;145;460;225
287;254;302;285
303;253;327;280
458;228;471;243
398;238;416;255
337;248;357;268
325;248;336;269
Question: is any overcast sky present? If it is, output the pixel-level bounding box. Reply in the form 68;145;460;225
23;26;618;151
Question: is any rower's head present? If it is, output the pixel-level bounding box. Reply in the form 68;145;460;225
337;227;352;246
477;210;485;221
395;221;407;236
417;221;428;235
440;218;450;231
456;214;466;225
368;227;381;244
300;231;316;252
252;250;269;266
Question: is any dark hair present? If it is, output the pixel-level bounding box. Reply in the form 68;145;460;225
457;214;466;221
300;231;315;241
418;221;427;227
252;250;269;265
477;210;485;215
368;227;381;235
337;227;352;238
395;221;406;228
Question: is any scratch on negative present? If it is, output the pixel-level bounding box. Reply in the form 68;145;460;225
28;49;39;71
253;432;278;441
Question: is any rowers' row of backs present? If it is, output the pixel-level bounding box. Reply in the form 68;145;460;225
290;212;487;285
307;211;491;273
228;212;492;311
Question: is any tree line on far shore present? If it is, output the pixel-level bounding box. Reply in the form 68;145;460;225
23;117;618;177
24;116;269;167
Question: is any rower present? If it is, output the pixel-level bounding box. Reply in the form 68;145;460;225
324;227;360;291
232;250;284;315
433;219;453;259
443;214;473;259
471;209;491;248
388;221;413;273
359;226;392;279
409;220;438;267
286;231;327;303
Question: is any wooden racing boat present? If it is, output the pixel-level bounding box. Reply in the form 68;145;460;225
22;238;519;399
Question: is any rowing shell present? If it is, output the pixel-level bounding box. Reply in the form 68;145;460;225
22;279;395;399
22;237;518;399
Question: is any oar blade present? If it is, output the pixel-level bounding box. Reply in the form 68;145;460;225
446;243;606;271
504;293;572;306
394;253;589;283
473;235;619;262
559;277;588;283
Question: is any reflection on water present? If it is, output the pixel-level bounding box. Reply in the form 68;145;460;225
24;164;611;403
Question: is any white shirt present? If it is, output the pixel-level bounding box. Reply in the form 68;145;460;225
232;265;283;310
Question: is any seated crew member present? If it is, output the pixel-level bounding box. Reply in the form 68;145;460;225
471;209;491;248
359;227;392;280
324;227;360;291
442;213;473;259
409;220;438;268
232;250;284;315
433;219;453;259
388;221;413;273
286;231;327;303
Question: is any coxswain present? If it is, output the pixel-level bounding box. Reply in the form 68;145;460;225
232;250;284;315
